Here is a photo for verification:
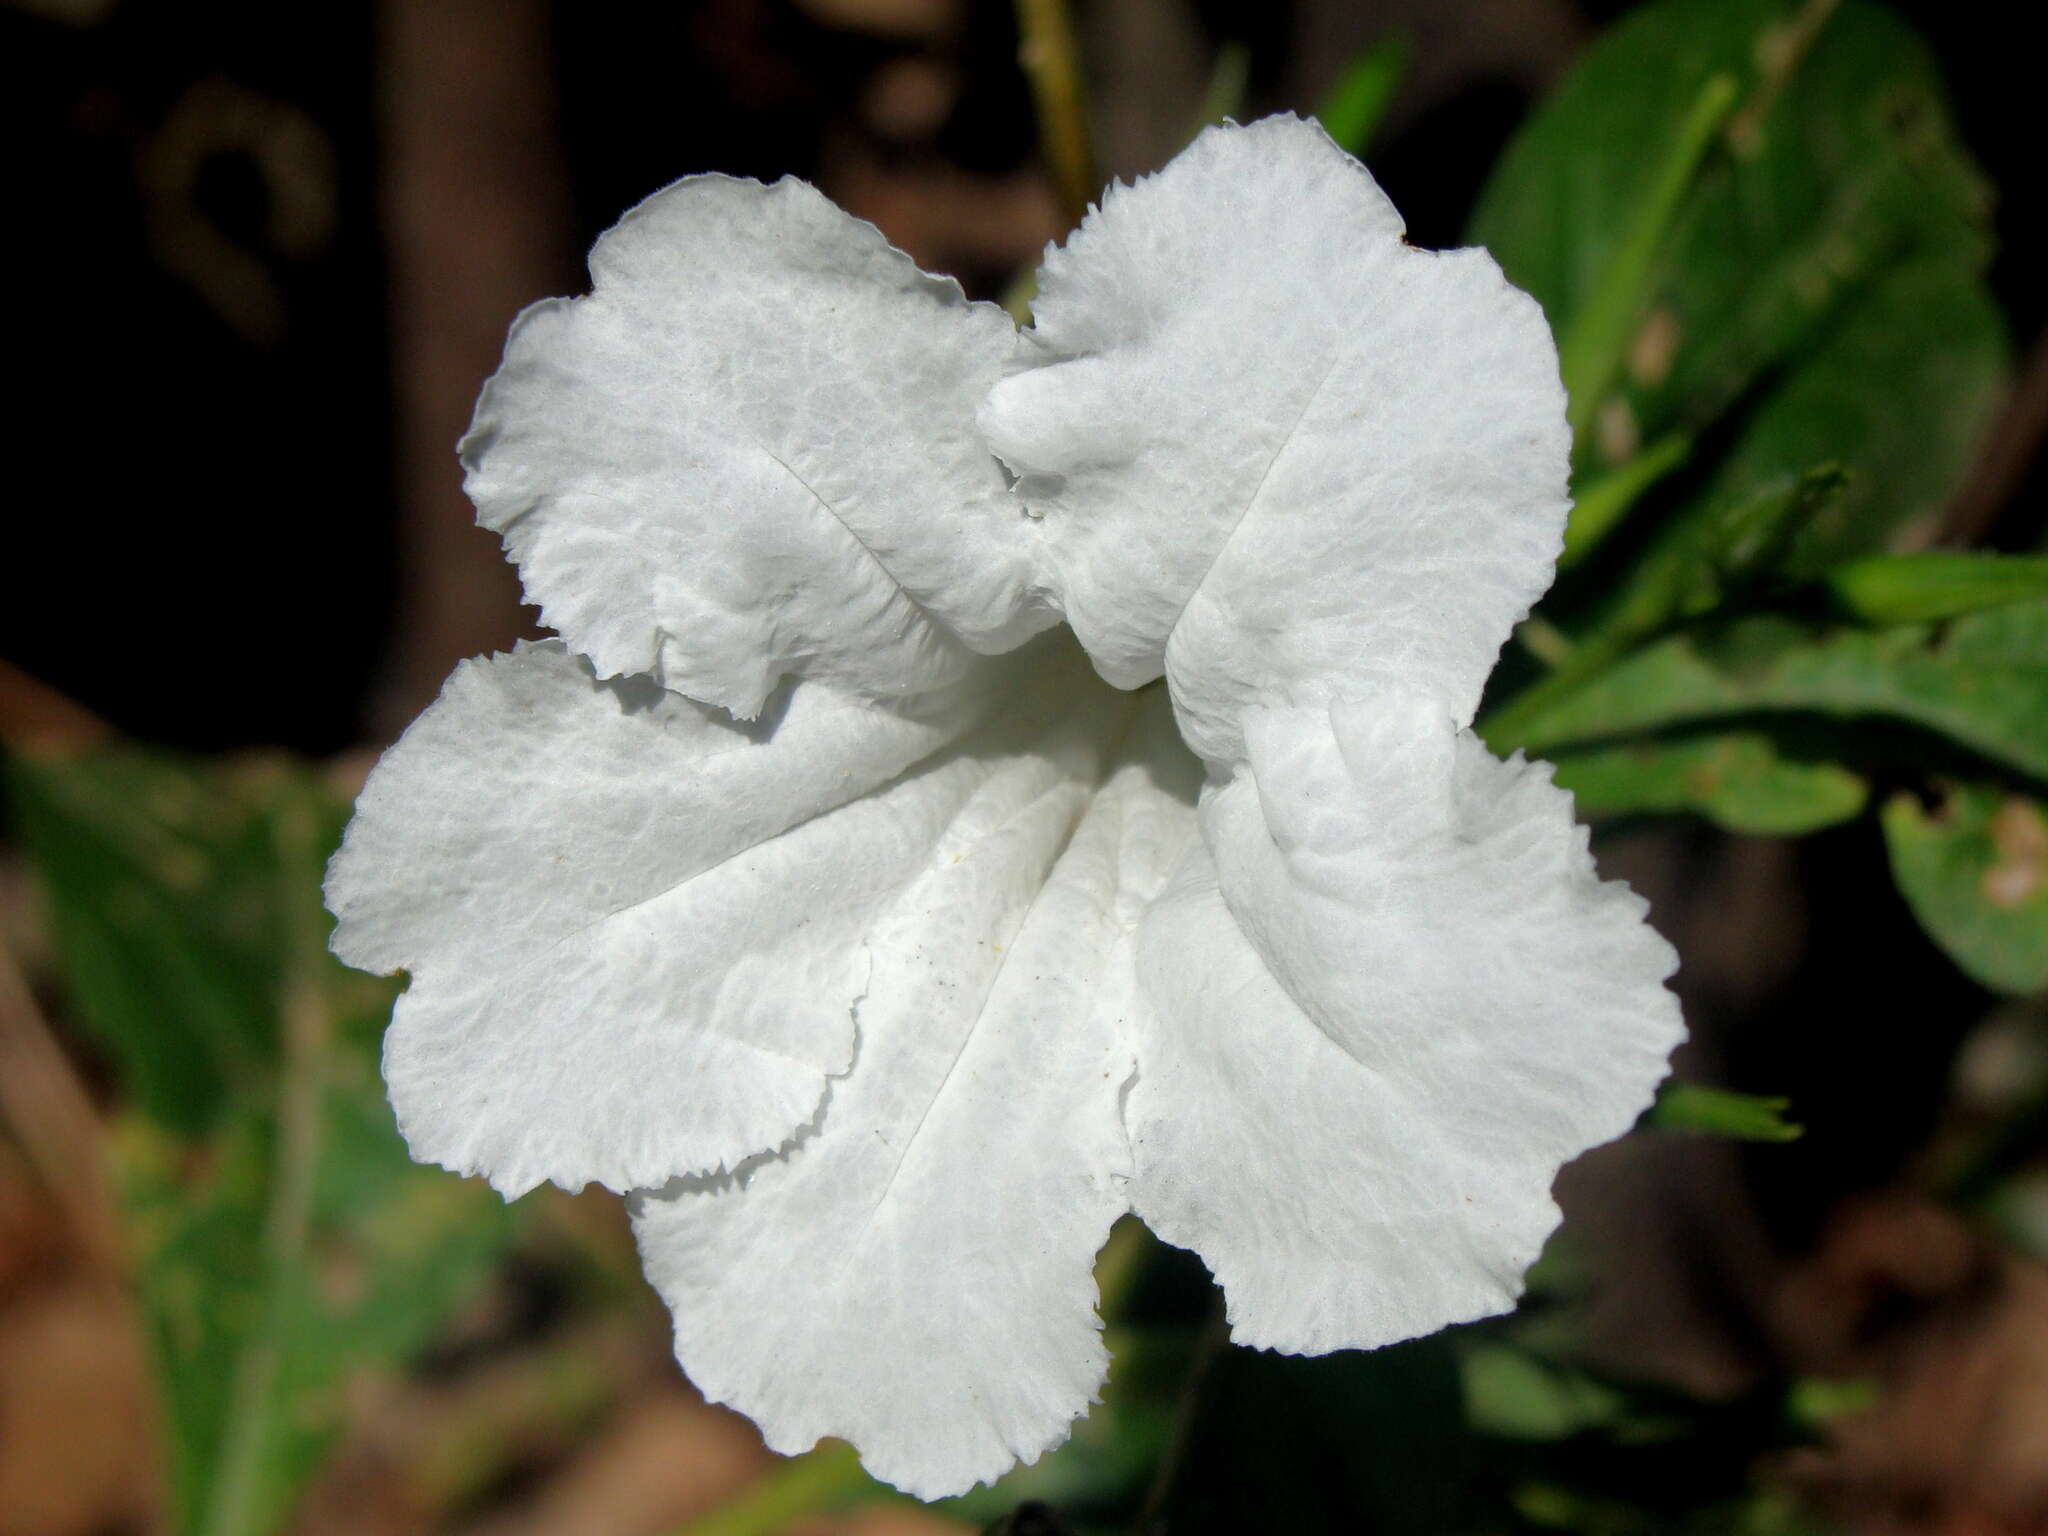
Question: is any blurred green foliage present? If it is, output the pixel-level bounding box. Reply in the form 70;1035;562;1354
6;751;518;1536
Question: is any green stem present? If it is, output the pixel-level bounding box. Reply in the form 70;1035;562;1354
1557;72;1740;452
200;798;330;1536
1015;0;1097;231
1560;432;1692;571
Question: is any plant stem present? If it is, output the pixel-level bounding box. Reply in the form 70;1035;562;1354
199;797;331;1536
1015;0;1096;231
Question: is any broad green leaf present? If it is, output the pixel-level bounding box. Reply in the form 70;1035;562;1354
1512;603;2048;782
1646;1083;1803;1142
1882;783;2048;994
1824;552;2048;625
1550;729;1866;835
1471;0;1992;455
1696;255;2009;575
11;748;518;1536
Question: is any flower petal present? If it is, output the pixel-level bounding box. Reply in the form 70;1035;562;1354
325;638;1106;1196
630;690;1197;1499
979;115;1569;763
1124;692;1681;1353
464;175;1053;719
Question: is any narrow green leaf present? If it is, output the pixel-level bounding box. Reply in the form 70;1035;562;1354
1823;552;2048;625
1484;469;1849;756
1549;729;1866;835
1554;70;1741;449
1646;1083;1804;1141
1507;603;2048;783
1882;783;2048;994
1312;34;1410;156
1562;433;1692;571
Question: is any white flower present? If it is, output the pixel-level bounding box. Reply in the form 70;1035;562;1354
325;115;1683;1499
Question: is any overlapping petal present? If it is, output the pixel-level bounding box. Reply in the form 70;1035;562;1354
631;690;1198;1499
327;637;1115;1196
980;115;1570;763
329;114;1690;1504
463;175;1055;719
1124;693;1683;1353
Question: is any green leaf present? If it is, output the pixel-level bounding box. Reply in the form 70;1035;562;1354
1882;783;2048;994
1509;603;2048;783
4;753;298;1130
1485;468;1850;756
1693;255;2009;576
10;749;518;1536
1461;1344;1629;1442
1472;0;1993;455
1646;1084;1804;1142
1471;0;2004;573
1549;729;1866;835
1823;552;2048;625
1312;34;1410;157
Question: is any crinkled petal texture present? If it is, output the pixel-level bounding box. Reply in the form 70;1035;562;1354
329;115;1688;1505
327;638;1122;1196
632;690;1197;1499
463;174;1054;720
1124;692;1683;1354
980;114;1570;764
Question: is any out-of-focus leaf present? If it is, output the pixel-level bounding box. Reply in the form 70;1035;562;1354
4;753;295;1130
1471;0;1993;455
1882;783;2048;995
1462;1344;1628;1442
1312;34;1410;156
1563;433;1693;571
1823;551;2048;625
1646;1084;1803;1142
1511;604;2048;782
1484;469;1849;755
1695;255;2009;575
9;748;518;1536
1550;729;1866;835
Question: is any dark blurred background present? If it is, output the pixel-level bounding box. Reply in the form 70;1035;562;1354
6;0;2040;755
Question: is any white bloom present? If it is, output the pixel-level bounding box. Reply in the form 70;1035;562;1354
325;115;1683;1498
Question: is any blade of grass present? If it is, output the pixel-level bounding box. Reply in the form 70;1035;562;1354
1015;0;1096;231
